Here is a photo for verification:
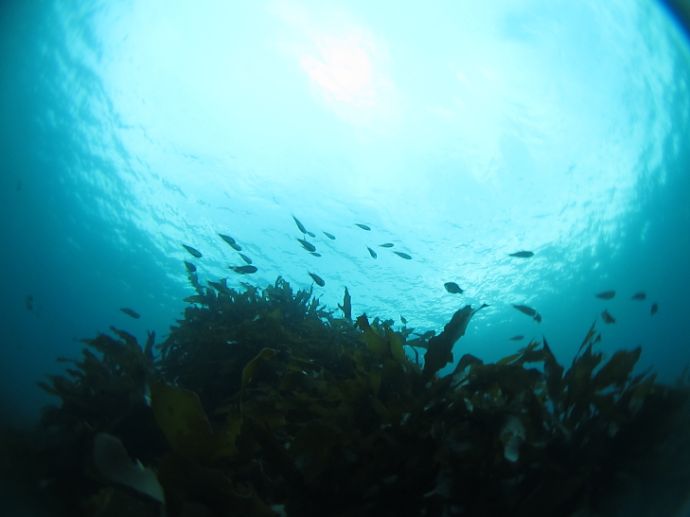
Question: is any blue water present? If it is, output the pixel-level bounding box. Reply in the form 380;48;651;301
1;0;689;432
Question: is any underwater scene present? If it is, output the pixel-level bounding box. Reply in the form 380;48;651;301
1;0;690;515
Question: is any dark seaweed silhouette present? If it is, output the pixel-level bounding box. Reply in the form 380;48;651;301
3;276;689;517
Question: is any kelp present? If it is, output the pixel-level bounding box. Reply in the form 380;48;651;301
14;276;690;516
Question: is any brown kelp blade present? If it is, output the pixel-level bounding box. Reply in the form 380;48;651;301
574;320;598;360
423;304;486;378
338;287;352;320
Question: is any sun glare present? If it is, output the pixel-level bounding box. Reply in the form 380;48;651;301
300;34;376;108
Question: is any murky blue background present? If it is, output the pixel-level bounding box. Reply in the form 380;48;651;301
1;0;689;426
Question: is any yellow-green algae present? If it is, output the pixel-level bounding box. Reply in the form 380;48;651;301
3;276;689;516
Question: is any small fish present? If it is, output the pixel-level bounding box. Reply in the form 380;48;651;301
379;243;394;248
338;287;352;320
509;335;524;341
310;252;322;257
323;231;336;240
25;295;33;311
534;312;542;323
120;307;141;319
400;315;408;325
208;279;230;293
393;251;412;260
183;261;197;273
230;265;257;274
650;302;658;316
297;238;316;252
601;309;616;324
306;231;316;238
218;233;242;251
444;282;464;294
631;291;646;301
182;244;202;258
292;215;308;234
308;272;325;287
367;247;378;259
509;251;534;258
238;253;253;265
512;304;537;318
355;223;371;231
596;290;616;300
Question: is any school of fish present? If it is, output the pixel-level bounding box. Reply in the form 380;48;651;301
114;215;661;356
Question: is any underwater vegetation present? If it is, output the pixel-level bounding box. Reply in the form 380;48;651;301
5;271;689;517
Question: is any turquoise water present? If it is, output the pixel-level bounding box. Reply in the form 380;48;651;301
1;0;689;437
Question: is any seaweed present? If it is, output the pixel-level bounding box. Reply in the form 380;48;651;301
14;275;690;516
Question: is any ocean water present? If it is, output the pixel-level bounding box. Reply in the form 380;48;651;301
0;0;689;512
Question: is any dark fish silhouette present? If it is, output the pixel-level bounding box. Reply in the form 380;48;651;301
512;304;542;323
338;287;352;320
596;290;616;300
400;315;408;325
509;335;524;341
182;244;202;258
310;252;322;257
355;223;371;231
238;253;253;265
650;302;659;316
367;247;378;259
601;309;616;324
393;251;412;260
183;261;197;273
631;291;646;301
308;272;325;287
218;233;242;251
25;295;33;311
120;307;140;319
297;238;316;252
323;231;336;240
292;215;308;234
509;251;534;258
444;282;464;294
512;304;537;317
230;265;257;274
379;243;394;248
